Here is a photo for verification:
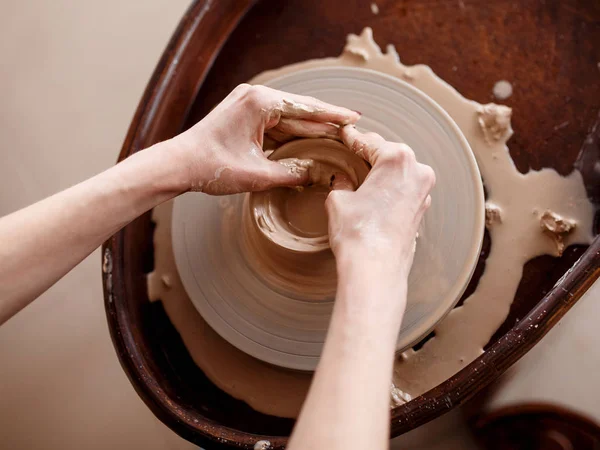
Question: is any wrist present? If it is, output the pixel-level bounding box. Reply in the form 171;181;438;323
124;141;191;198
334;241;412;282
335;253;409;329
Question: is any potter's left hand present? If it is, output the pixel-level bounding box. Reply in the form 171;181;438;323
0;85;358;322
168;84;361;195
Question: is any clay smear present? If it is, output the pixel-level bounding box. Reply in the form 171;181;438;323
148;28;593;417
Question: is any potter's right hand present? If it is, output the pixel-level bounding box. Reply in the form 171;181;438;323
326;126;435;275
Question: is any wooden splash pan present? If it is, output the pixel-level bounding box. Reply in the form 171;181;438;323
101;1;600;448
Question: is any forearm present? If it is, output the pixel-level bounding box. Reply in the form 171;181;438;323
288;255;408;450
0;142;186;323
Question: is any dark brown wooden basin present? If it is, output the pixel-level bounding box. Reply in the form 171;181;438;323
102;1;600;448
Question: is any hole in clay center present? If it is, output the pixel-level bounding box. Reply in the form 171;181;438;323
281;186;330;238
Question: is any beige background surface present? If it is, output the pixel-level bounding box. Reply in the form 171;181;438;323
0;1;195;449
1;1;596;449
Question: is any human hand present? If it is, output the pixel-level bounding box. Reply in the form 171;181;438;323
169;84;360;195
326;126;435;275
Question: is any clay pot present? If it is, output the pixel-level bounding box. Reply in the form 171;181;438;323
248;138;368;255
242;138;370;302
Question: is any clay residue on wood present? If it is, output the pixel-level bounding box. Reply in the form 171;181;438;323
477;104;513;144
539;210;576;256
485;203;503;227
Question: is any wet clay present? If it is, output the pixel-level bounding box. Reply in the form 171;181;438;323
244;138;370;300
148;28;594;417
280;186;330;237
251;139;368;252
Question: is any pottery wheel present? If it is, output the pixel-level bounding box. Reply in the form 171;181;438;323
172;67;484;371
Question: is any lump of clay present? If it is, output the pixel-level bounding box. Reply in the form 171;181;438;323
477;103;513;144
485;202;503;227
539;210;576;256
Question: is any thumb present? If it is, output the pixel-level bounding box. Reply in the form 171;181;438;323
325;172;355;217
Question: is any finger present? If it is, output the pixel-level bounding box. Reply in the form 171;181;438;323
260;158;314;189
329;172;355;191
261;86;360;125
265;128;295;143
274;118;340;140
277;95;360;124
340;125;382;165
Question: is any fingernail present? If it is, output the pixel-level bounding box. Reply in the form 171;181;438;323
352;110;362;116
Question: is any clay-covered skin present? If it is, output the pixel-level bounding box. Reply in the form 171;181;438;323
148;28;594;418
171;84;360;195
